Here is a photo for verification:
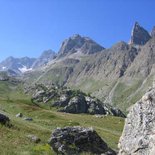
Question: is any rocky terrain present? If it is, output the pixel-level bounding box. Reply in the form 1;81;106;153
20;22;155;112
118;84;155;155
1;22;155;154
0;78;124;154
1;22;155;113
49;126;116;155
0;50;56;75
129;22;151;45
27;83;125;117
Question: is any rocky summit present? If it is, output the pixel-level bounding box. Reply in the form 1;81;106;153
118;87;155;155
129;22;151;45
49;126;116;155
58;34;104;58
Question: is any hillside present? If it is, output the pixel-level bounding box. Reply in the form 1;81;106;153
0;79;124;154
21;22;155;112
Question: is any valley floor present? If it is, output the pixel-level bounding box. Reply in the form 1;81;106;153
0;81;124;155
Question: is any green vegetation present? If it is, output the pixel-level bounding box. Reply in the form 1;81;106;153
0;80;124;154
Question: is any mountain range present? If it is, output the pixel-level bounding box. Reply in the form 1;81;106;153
1;22;155;112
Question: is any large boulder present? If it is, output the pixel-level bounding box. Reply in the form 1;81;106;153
60;95;88;113
49;126;116;155
118;87;155;155
0;113;10;125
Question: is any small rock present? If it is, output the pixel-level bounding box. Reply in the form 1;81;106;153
16;113;23;118
27;134;41;143
23;117;33;121
94;114;104;118
0;113;10;125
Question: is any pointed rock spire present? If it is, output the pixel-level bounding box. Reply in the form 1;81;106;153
151;26;155;38
129;22;151;45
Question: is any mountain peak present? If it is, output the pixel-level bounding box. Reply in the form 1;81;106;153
32;49;56;69
129;22;151;45
111;41;129;50
58;34;104;58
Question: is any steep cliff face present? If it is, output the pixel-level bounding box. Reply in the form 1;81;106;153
118;85;155;155
125;37;155;78
129;22;151;45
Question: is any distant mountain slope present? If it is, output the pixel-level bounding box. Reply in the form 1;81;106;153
0;49;56;75
0;56;36;74
32;49;56;69
2;22;155;112
125;37;155;77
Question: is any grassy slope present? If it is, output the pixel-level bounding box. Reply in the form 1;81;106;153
0;81;124;155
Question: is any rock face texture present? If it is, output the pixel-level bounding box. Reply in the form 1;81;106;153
125;37;155;78
32;50;56;69
130;22;151;45
118;87;155;155
49;126;116;155
58;34;104;57
30;84;125;117
0;56;36;74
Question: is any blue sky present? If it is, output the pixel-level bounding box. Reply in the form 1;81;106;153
0;0;155;61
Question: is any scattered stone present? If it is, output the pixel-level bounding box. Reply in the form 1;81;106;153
23;117;33;121
118;88;155;155
27;135;41;143
49;126;116;155
16;113;23;118
0;113;10;125
94;114;105;118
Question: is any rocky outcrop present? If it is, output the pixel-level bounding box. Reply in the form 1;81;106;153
118;87;155;155
30;84;125;117
59;95;125;117
0;113;10;125
49;126;116;155
129;22;151;45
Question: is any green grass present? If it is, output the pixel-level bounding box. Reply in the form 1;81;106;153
0;81;124;155
112;79;143;111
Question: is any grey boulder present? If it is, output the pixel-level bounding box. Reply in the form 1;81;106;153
49;126;116;155
118;87;155;155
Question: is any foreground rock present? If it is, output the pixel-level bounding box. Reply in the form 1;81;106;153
118;87;155;155
49;126;116;155
0;113;10;125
